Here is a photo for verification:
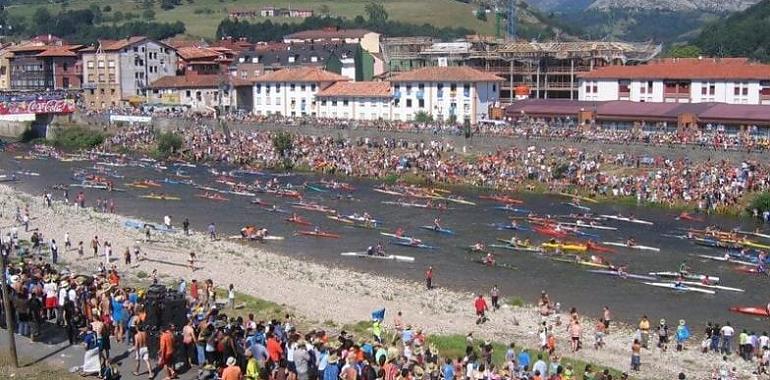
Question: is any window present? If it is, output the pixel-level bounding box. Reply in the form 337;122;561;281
343;100;349;106
450;83;457;92
311;56;318;63
256;84;261;93
300;85;306;91
311;84;316;91
492;84;497;92
108;60;116;68
406;85;412;94
62;78;70;88
418;99;425;108
97;61;105;68
406;99;412;108
290;84;295;91
418;83;424;91
256;98;262;105
332;100;337;106
321;100;327;106
87;61;94;68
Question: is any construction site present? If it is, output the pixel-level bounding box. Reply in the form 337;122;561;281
380;0;662;102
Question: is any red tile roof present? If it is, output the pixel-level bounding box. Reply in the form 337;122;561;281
580;58;770;80
284;28;374;40
176;46;220;61
316;81;391;98
253;66;349;83
150;75;224;89
98;36;150;51
35;45;82;57
390;66;504;82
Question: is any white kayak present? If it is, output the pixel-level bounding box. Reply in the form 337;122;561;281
678;281;744;293
340;252;415;262
693;254;756;267
568;221;617;231
649;271;720;283
600;215;654;226
228;235;285;241
642;282;716;295
603;242;660;252
736;230;770;240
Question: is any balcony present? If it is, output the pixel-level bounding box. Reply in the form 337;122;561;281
416;90;424;99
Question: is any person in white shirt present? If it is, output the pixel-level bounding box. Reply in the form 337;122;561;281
721;323;735;355
57;283;68;326
64;232;71;250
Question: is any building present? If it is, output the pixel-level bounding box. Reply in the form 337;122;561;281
148;74;238;112
578;57;770;105
381;38;662;101
228;8;259;18
252;66;349;116
1;40;83;91
284;28;381;54
234;42;373;81
175;45;234;75
81;36;178;109
316;81;392;120
389;66;503;124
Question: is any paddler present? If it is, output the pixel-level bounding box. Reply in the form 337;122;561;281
626;237;637;247
701;275;713;286
483;253;496;266
395;227;405;237
616;265;628;279
375;241;385;256
433;217;442;231
678;260;691;276
472;241;486;252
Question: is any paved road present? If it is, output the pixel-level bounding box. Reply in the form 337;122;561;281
0;323;200;380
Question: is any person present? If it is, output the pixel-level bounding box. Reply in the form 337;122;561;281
676;319;691;351
208;222;216;241
631;339;641;371
433;217;442;230
569;317;582;352
658;319;670;351
50;239;58;264
159;325;177;379
188;252;196;271
679;260;691;275
164;215;172;229
245;350;259;380
474;294;488;325
133;325;152;378
639;315;651;349
228;284;236;309
222;356;243;380
182;218;190;236
490;285;500;311
483;252;496;266
182;319;197;369
425;266;433;290
595;318;606;349
721;322;735;355
602;306;612;334
91;236;100;257
82;324;101;376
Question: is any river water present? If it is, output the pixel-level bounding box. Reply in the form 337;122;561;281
3;153;770;331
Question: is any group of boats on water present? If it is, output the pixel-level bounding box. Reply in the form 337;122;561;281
7;150;770;319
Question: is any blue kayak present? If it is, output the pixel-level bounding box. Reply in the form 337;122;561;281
419;225;455;235
390;240;436;249
494;206;532;214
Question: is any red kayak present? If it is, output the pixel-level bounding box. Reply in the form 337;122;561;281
586;241;616;253
296;230;341;239
676;213;704;222
735;266;768;274
479;194;523;205
533;226;568;238
285;217;312;226
729;306;770;317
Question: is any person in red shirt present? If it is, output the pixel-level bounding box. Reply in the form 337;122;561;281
474;295;488;325
190;279;199;302
266;332;283;363
222;356;243;380
425;266;433;290
159;325;177;379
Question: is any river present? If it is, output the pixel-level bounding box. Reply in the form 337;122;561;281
3;152;770;332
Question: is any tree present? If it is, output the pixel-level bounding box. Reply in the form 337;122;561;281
667;44;702;58
156;132;183;158
272;131;294;170
32;8;52;29
364;2;388;26
319;4;330;17
414;111;433;123
143;9;156;19
102;5;112;12
160;0;181;10
475;7;487;22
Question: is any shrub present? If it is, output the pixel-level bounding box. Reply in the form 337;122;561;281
749;192;770;215
50;127;106;150
155;132;183;158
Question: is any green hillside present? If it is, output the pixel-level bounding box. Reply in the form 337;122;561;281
694;0;770;62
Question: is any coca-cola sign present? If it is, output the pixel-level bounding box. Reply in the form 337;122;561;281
0;99;76;115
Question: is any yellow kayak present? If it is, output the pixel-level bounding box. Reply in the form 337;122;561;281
139;195;181;201
541;242;588;252
741;240;770;250
126;183;150;189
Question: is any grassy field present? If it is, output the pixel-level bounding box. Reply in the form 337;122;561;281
7;0;498;39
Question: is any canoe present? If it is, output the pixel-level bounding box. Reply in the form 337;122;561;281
562;202;592;212
603;242;660;252
649;271;720;283
678;281;743;293
587;269;657;281
419;226;455;235
641;282;716;295
340;252;415;263
472;259;517;271
599;215;654;226
390;240;436;249
285;217;312;226
494;206;531;213
296;230;340;239
139;195;181;201
729;306;770;317
552;258;609;269
541;243;588;252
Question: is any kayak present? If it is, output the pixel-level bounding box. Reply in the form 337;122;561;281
340;252;415;263
678;281;743;293
734;266;768;275
443;197;476;206
478;195;523;204
261;206;290;214
552;258;609;269
541;243;588;252
736;230;770;241
473;259;517;271
228;235;285;241
373;188;403;196
729;306;770;317
641;282;716;295
603;242;660;252
570;221;617;231
327;215;356;225
390;240;436;249
286;217;312;226
740;240;770;250
489;244;541;253
140;195;181;201
587;269;657;281
494;205;531;213
533;226;569;238
585;242;616;253
291;204;337;214
692;254;757;267
296;230;340;239
571;229;601;239
599;215;654;226
558;192;598;204
419;226;455;235
649;271;720;283
381;201;448;209
251;199;272;207
380;232;421;241
562;202;591;212
488;223;530;231
305;184;329;193
196;194;230;201
345;214;382;224
228;190;257;197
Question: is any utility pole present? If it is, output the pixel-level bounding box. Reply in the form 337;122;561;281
0;252;19;368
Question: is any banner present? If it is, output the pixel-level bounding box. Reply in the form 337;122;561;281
0;99;76;115
109;115;153;123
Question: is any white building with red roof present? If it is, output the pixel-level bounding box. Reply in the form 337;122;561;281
316;81;392;120
578;57;770;105
252;66;350;116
